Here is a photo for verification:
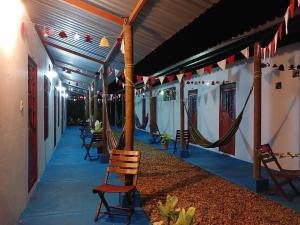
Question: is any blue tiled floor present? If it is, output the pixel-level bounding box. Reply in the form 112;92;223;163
18;127;150;225
124;127;300;213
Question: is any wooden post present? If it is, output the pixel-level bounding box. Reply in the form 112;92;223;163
124;19;134;151
89;87;92;126
121;93;125;126
85;90;89;121
102;64;109;154
180;80;185;150
93;76;99;123
253;42;262;179
114;98;117;126
150;88;154;129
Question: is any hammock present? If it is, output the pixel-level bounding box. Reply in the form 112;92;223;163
185;86;253;148
135;113;149;130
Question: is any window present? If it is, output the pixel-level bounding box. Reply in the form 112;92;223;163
163;87;176;101
44;76;50;140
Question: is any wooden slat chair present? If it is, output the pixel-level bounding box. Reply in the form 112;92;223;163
150;124;162;143
257;144;300;201
92;150;141;224
173;130;190;154
80;125;92;147
83;132;102;160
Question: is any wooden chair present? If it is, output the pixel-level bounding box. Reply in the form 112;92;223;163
92;150;141;224
173;130;190;154
150;124;162;143
257;144;300;201
80;125;92;147
83;132;102;160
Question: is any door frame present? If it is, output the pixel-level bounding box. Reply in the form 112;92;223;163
28;56;38;192
219;82;236;155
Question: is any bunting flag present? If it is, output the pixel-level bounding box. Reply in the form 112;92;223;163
241;47;249;59
204;65;213;74
108;66;113;74
122;83;125;88
167;75;174;83
118;80;122;87
143;76;149;85
114;69;119;76
159;76;165;84
176;73;184;83
268;43;272;59
120;39;125;54
274;32;278;54
149;76;156;85
185;71;193;80
284;7;289;35
226;55;235;64
196;68;204;76
121;71;125;79
115;76;119;83
136;75;143;82
217;59;226;70
278;23;283;40
290;0;295;17
298;0;300;7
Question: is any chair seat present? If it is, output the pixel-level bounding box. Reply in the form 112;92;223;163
275;170;300;178
93;184;136;193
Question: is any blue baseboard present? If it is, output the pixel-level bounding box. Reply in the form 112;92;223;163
175;150;190;158
99;153;110;163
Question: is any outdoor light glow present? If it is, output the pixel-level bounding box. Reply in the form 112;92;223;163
205;81;210;86
62;93;69;98
56;85;66;92
0;0;24;55
160;90;164;95
47;70;58;80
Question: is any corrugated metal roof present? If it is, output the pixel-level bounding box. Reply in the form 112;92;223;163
23;0;219;87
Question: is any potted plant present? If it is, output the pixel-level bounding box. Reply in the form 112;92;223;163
161;133;172;150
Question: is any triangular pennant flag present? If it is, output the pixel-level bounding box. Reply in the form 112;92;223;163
298;0;300;7
118;94;121;98
278;23;283;40
143;76;149;85
118;80;122;86
241;47;249;59
217;59;226;70
159;76;165;84
185;71;193;80
136;75;143;82
268;43;272;59
274;32;278;54
289;0;295;18
114;69;119;76
167;75;174;83
120;39;125;54
284;7;289;35
263;48;266;61
196;68;204;76
204;65;213;74
149;76;156;85
115;76;119;83
122;83;125;88
226;55;235;64
176;73;184;83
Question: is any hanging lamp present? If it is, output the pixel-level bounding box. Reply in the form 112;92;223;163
99;36;110;47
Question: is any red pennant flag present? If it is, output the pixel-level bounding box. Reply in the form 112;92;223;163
149;76;156;85
289;0;295;17
226;55;235;64
118;80;122;86
21;22;26;37
136;75;143;82
167;75;174;83
185;71;193;80
278;23;283;40
271;38;275;56
121;72;125;79
204;65;213;74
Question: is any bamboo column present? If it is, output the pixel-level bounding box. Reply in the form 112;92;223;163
122;93;125;126
102;64;109;154
93;76;99;123
180;79;185;150
89;87;92;126
124;19;134;151
253;42;262;179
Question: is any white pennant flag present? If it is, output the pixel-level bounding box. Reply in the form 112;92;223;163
115;76;119;83
274;32;278;54
263;48;266;61
120;39;125;54
268;43;272;59
176;73;184;83
241;47;249;59
298;0;300;7
122;83;125;88
143;76;149;85
284;7;289;35
159;76;165;84
114;69;119;76
217;59;226;70
196;68;204;76
118;94;121;98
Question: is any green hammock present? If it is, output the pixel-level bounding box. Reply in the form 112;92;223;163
185;86;253;148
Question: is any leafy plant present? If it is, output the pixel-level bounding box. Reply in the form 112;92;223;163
161;133;172;145
154;195;196;225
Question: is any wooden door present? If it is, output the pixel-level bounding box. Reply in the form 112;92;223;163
219;83;236;155
28;57;38;192
150;96;157;129
54;88;57;146
188;90;197;143
61;97;64;134
142;97;146;130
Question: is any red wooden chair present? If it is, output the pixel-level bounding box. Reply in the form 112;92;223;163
92;150;141;224
257;144;300;201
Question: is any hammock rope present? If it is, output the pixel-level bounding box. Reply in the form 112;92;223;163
135;113;149;129
185;86;253;148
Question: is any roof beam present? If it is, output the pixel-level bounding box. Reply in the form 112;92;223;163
54;60;96;76
63;0;123;25
44;41;105;64
63;83;89;91
54;64;95;79
61;76;91;86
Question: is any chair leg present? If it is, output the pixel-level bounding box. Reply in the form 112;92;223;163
125;191;135;225
98;192;110;213
289;181;300;195
94;199;103;222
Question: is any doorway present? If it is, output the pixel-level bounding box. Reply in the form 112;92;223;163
188;90;198;144
150;96;157;129
219;83;236;155
142;97;146;130
28;56;38;192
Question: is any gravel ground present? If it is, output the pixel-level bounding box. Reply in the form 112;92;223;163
129;139;300;225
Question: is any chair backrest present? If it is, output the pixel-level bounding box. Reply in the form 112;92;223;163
91;132;103;143
257;144;282;171
108;150;141;186
175;130;190;141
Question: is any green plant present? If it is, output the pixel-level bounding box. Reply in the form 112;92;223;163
154;195;196;225
161;133;172;145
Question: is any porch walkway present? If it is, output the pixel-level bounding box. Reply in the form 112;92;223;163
18;126;150;225
129;127;300;213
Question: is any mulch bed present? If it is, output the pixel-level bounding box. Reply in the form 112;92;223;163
130;139;300;225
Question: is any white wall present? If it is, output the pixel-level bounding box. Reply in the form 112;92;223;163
0;1;66;225
135;43;300;170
